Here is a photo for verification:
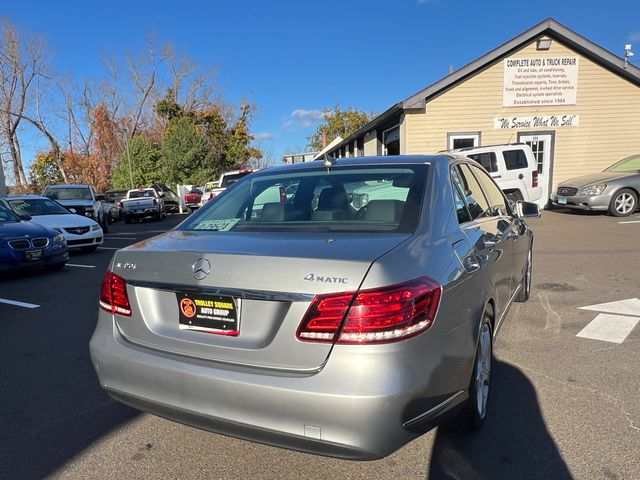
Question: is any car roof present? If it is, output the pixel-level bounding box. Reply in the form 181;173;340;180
261;155;452;175
4;194;49;200
45;184;90;189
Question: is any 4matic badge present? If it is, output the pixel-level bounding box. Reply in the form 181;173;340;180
304;273;348;284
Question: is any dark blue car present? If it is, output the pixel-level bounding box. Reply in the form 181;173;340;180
0;204;69;271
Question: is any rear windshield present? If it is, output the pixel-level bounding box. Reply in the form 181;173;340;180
221;171;252;188
180;165;427;233
128;190;156;198
44;187;91;201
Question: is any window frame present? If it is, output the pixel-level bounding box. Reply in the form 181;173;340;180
447;131;481;150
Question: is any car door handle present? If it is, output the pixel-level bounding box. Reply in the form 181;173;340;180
518;173;524;180
491;175;502;179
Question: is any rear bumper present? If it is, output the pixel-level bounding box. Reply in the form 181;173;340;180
90;314;468;459
549;192;611;211
122;208;160;219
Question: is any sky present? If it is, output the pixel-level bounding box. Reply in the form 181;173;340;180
2;0;640;170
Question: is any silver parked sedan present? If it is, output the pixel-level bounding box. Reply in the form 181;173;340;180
90;155;539;459
550;154;640;216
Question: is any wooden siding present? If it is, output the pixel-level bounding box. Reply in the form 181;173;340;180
404;40;640;187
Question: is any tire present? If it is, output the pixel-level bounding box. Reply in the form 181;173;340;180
515;247;532;302
81;245;98;252
100;213;110;234
154;212;162;221
608;189;637;217
506;191;523;204
445;310;493;432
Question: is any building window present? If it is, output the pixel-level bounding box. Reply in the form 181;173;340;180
357;138;364;156
383;126;400;156
448;132;480;150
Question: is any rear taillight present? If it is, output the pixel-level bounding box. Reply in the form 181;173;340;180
99;271;132;316
153;198;158;206
532;170;538;188
297;277;441;344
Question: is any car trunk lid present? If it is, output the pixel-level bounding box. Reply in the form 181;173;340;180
111;230;411;371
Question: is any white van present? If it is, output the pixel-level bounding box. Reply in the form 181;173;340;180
451;144;543;205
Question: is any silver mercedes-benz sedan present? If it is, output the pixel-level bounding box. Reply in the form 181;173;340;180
550;153;640;217
90;155;539;459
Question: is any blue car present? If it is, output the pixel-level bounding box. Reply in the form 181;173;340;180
0;204;69;271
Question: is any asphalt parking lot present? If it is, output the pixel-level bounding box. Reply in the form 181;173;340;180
1;209;639;480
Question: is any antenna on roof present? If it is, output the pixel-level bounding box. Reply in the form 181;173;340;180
624;44;634;69
321;153;337;169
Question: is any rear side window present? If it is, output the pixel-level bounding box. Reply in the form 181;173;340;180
468;165;509;216
453;165;492;221
467;152;497;173
503;149;528;170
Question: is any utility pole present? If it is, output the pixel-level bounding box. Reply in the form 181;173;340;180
0;158;7;196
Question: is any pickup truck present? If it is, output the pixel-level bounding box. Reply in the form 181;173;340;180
42;183;110;233
120;188;165;223
200;169;258;204
184;188;203;209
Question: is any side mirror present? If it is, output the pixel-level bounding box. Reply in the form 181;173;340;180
69;208;77;214
20;214;32;221
516;201;541;218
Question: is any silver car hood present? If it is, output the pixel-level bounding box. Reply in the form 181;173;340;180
560;171;635;188
110;230;413;371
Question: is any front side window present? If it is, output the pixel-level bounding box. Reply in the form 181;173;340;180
180;166;427;233
0;205;21;222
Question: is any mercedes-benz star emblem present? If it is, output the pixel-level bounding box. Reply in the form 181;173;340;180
192;258;211;280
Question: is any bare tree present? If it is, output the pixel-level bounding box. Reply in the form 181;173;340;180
0;19;46;186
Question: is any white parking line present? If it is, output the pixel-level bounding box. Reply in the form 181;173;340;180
97;246;121;250
576;314;640;344
618;220;640;224
106;233;140;236
66;263;96;268
0;298;40;309
102;237;134;240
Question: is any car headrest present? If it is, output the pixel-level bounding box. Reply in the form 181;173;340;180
364;200;405;223
317;187;349;210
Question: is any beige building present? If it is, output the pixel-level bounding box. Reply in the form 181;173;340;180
325;18;640;204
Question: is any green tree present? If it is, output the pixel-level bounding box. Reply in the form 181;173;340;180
223;103;262;170
28;151;64;189
111;135;162;189
307;104;376;151
161;115;211;185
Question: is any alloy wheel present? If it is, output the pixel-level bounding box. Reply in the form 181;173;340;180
475;320;492;419
615;193;635;215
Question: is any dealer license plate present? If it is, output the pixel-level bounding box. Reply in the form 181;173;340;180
176;292;240;335
25;249;43;260
558;195;567;205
